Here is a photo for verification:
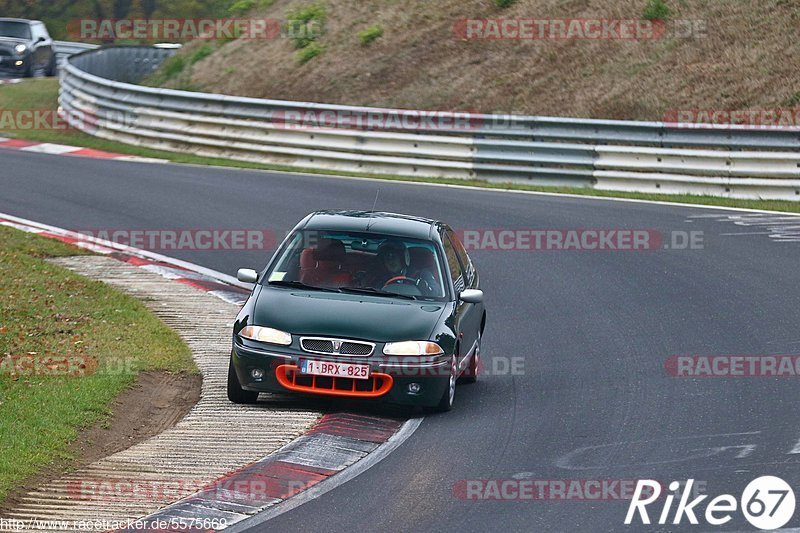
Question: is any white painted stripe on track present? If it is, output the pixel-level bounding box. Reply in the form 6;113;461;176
0;211;252;290
20;143;82;155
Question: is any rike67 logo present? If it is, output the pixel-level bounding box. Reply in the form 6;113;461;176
625;477;795;530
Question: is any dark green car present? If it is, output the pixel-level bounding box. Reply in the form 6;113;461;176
228;210;486;412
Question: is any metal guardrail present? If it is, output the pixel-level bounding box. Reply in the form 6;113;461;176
53;41;99;67
59;46;800;200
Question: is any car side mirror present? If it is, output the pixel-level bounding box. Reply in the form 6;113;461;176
37;36;46;42
237;268;258;283
459;289;483;304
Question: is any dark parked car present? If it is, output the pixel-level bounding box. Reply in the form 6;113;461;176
229;210;486;412
0;18;56;77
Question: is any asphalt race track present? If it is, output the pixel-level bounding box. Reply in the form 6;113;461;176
3;150;800;532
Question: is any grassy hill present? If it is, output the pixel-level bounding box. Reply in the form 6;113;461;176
145;0;800;120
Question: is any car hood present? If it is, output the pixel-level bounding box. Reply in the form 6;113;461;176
0;37;28;46
252;287;448;342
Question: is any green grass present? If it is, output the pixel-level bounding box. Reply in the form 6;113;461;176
2;78;800;214
227;0;274;15
189;44;216;65
643;0;671;21
0;226;196;504
297;42;325;64
286;2;326;50
494;0;515;7
228;0;257;15
358;26;384;46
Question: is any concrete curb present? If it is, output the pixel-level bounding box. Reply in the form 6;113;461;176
124;413;407;532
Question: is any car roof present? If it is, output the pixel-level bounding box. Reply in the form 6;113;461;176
0;19;39;24
302;210;440;240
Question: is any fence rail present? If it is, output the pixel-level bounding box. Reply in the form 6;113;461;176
53;41;99;66
59;46;800;200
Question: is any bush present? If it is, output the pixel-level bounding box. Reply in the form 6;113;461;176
297;42;324;64
643;0;670;21
189;44;215;64
228;0;256;16
358;25;383;46
160;55;186;78
286;3;326;49
494;0;515;7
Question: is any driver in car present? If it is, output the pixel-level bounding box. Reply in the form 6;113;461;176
370;241;438;296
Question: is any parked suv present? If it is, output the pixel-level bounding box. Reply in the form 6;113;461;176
0;18;56;77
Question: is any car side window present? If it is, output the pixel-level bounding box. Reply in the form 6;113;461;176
446;229;475;287
443;233;466;294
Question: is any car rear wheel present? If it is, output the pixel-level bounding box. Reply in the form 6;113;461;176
432;353;457;412
227;358;259;404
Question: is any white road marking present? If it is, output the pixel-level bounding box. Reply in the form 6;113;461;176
788;437;800;454
556;432;762;470
0;211;250;289
689;213;800;244
720;231;773;236
20;143;81;155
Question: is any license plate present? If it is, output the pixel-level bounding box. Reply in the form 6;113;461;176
300;360;370;380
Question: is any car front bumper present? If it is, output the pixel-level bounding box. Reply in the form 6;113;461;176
231;340;451;407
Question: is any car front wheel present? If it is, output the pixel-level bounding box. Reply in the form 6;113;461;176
45;55;56;77
227;358;259;404
432;353;457;412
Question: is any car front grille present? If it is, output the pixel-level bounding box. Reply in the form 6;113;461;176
300;337;375;356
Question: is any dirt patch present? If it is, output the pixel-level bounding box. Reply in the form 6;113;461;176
0;371;201;514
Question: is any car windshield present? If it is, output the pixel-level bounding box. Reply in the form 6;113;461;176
0;22;31;40
264;230;447;300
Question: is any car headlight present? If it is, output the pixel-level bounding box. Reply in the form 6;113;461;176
383;341;444;356
14;44;26;54
239;325;292;346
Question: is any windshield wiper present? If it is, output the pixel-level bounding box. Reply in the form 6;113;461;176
339;287;417;300
268;280;342;293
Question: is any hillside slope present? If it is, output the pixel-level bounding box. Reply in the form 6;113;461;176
152;0;798;120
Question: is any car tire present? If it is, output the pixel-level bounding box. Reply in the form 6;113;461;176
45;55;56;77
22;59;33;78
432;353;457;412
460;331;480;384
227;358;259;404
